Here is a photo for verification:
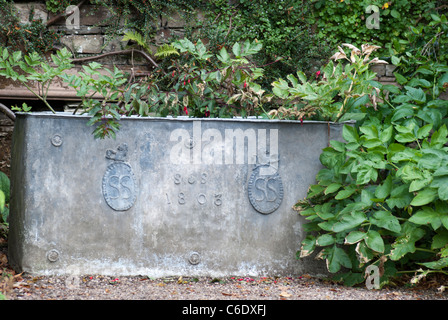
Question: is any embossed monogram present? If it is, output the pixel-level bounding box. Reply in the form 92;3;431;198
102;144;137;211
248;165;284;214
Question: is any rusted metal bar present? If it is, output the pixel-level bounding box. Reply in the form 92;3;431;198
0;103;15;122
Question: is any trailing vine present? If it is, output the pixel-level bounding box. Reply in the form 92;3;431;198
0;0;62;54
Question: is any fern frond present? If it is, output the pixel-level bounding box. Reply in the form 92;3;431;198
155;44;180;58
122;30;152;54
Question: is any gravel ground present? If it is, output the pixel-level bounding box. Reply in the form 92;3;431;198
2;244;448;302
3;273;448;301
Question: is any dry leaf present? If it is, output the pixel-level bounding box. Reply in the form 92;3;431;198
280;291;292;298
222;292;235;296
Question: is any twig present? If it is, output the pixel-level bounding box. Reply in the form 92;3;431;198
421;31;444;57
224;16;233;42
0;103;16;122
71;49;159;69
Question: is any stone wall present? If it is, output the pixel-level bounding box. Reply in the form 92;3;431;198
13;1;194;64
0;114;13;177
0;2;200;103
371;64;398;87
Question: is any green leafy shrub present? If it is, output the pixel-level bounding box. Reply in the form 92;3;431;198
270;44;386;122
62;62;129;139
157;37;268;118
195;0;330;87
295;60;448;287
309;0;442;58
388;12;448;77
0;47;73;113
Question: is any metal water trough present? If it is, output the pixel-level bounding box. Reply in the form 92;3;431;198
8;112;344;277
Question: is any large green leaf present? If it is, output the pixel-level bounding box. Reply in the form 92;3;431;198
332;211;366;233
335;185;357;200
0;171;9;203
386;184;413;209
365;230;385;253
374;175;392;199
418;257;448;270
409;207;448;230
345;231;366;244
432;230;448;250
342;125;359;143
404;86;426;103
369;210;401;233
355;164;378;185
316;234;335;246
390;224;425;261
410;188;438;207
325;245;352;273
0;190;4;213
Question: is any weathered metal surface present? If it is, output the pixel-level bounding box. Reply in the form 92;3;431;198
8;112;345;277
